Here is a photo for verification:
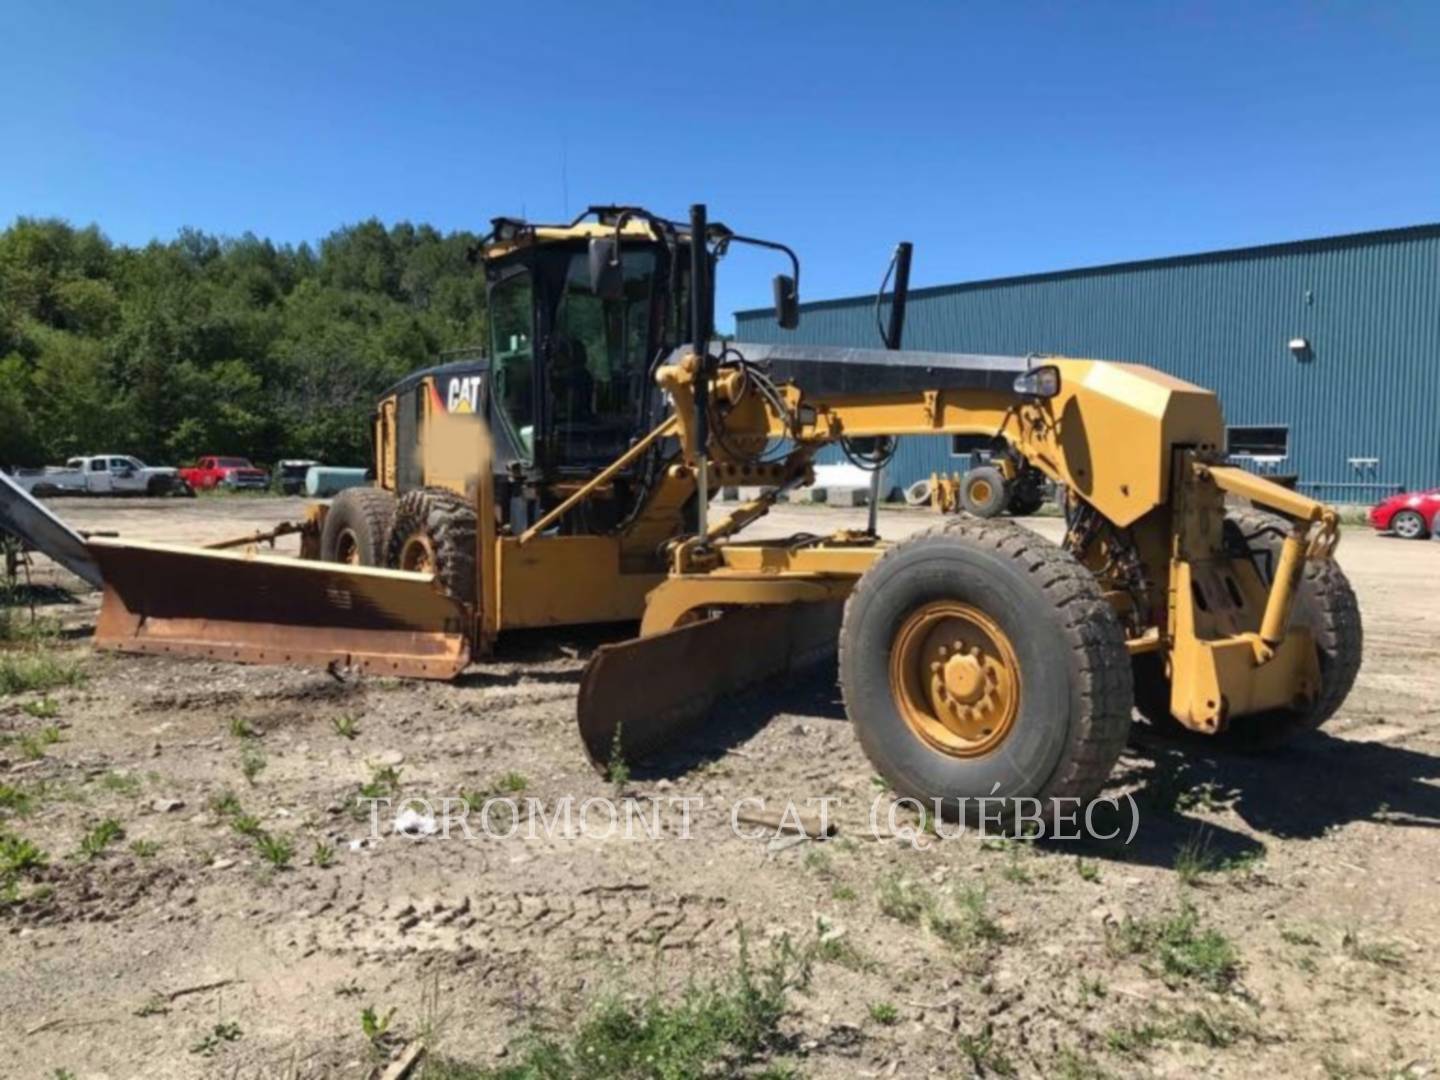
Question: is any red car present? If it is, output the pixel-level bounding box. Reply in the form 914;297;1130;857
1369;488;1440;540
178;456;270;492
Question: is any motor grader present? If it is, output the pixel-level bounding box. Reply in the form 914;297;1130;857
86;204;1361;813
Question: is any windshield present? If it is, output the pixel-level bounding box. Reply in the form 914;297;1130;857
217;458;252;468
547;247;656;464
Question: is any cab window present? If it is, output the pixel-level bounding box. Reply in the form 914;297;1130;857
489;271;535;461
548;248;655;464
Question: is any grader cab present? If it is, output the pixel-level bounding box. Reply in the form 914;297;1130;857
89;204;1361;814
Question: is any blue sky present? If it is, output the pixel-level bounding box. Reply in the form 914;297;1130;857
5;1;1438;329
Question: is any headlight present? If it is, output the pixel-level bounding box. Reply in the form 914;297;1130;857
1014;364;1061;398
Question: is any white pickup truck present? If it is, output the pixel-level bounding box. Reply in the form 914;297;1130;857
10;455;192;497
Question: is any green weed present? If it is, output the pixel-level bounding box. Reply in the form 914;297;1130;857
877;874;926;925
129;839;161;858
239;746;266;785
312;840;335;868
78;818;125;859
254;832;294;869
1109;902;1240;991
0;783;33;816
0;652;84;696
190;1021;242;1056
99;771;142;797
21;697;60;719
449;933;805;1080
868;1001;899;1026
332;714;360;740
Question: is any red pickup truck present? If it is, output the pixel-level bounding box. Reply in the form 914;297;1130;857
179;456;270;491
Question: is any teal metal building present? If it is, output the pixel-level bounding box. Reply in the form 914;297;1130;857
734;225;1440;502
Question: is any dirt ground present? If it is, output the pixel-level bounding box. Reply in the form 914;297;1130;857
3;496;1439;1079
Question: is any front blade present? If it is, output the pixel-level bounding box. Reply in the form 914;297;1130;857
90;539;469;680
577;601;844;770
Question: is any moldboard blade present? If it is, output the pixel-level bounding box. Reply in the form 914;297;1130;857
89;538;469;680
576;600;844;770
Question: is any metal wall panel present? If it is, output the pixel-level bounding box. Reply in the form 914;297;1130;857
735;226;1440;498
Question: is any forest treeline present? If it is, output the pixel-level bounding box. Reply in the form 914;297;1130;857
0;217;489;468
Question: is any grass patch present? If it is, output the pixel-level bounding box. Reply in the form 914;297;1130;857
332;714;360;740
190;1020;242;1056
254;832;294;869
0;783;33;816
1108;902;1240;991
957;1026;1015;1077
99;771;142;797
830;883;857;902
129;839;161;858
868;1001;899;1026
1106;1005;1257;1059
1075;857;1100;883
312;840;335;868
21;697;60;719
0;651;85;696
1173;829;1221;885
17;724;63;760
239;746;267;785
877;874;926;925
811;917;872;972
431;934;805;1079
926;885;1005;951
78;818;125;859
1341;929;1405;969
228;716;258;739
1;830;49;877
230;813;265;838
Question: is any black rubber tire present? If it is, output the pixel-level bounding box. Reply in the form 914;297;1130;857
1132;507;1363;749
1391;510;1428;540
1006;472;1046;517
959;465;1009;518
385;487;477;604
840;516;1133;814
320;488;396;567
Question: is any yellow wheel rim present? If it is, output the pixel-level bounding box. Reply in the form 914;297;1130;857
889;600;1021;758
335;530;361;566
968;478;992;504
398;534;436;574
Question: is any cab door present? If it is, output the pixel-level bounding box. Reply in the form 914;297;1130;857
87;458;113;494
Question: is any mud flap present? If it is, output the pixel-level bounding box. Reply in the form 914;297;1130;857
89;538;469;679
577;600;845;771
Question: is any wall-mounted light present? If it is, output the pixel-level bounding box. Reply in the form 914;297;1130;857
1288;337;1312;361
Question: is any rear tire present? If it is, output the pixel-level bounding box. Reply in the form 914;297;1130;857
1133;508;1363;749
840;517;1132;815
385;487;477;604
320;488;396;567
1391;510;1427;540
959;466;1009;518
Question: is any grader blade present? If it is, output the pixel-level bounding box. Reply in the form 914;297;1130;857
577;601;845;770
89;538;469;679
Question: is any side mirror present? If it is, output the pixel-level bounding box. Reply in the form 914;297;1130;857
588;237;625;301
773;273;799;329
1013;364;1061;399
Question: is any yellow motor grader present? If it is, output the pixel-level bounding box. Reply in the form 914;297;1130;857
87;204;1361;811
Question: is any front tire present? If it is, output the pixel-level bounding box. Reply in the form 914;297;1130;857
840;517;1132;814
320;488;396;566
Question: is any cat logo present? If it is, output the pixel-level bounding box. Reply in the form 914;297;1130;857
445;375;482;415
